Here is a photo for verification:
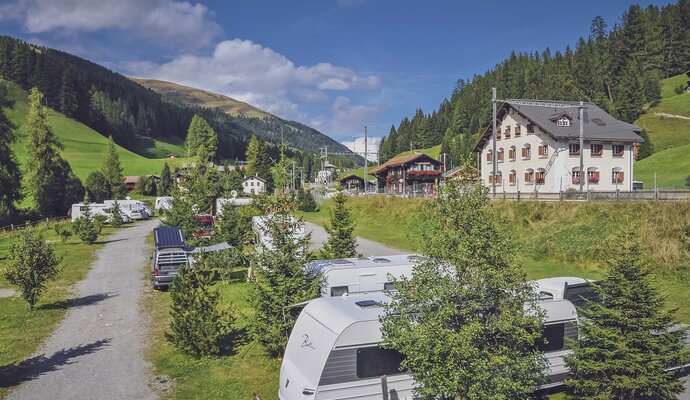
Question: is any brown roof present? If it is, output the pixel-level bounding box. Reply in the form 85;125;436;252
123;176;141;184
339;174;364;182
368;152;440;175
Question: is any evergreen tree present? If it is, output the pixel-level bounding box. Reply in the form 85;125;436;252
24;87;70;216
58;68;77;117
166;258;235;358
185;115;217;161
0;82;22;223
222;168;244;195
564;238;689;399
85;171;112;203
110;199;124;227
250;211;319;356
160;162;172;196
321;191;359;258
1;229;62;310
297;188;318;212
272;144;291;196
245;134;273;189
73;200;99;244
380;183;546;398
63;168;85;209
102;136;125;198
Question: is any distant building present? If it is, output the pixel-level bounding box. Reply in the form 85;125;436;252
123;176;141;192
368;152;442;195
475;100;644;192
339;174;365;192
243;176;267;195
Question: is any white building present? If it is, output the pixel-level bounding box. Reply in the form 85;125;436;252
243;176;267;195
476;101;644;192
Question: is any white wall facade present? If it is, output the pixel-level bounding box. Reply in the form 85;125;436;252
480;110;635;193
243;177;266;195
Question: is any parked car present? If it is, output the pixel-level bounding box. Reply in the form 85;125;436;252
151;227;188;290
129;210;145;221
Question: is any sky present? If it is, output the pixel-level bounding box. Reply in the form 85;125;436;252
0;0;672;157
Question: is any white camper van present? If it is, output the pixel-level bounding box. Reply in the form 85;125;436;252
279;278;589;400
105;199;154;218
215;197;253;216
305;255;421;297
70;203;111;221
155;196;173;211
252;214;306;253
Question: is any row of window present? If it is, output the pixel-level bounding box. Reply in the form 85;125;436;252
244;181;263;187
569;143;624;157
494;123;536;140
486;144;548;163
488;168;625;185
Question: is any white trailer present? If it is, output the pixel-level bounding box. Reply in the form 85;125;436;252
279;289;581;400
216;197;253;216
155;196;173;211
104;199;154;218
252;214;306;253
305;254;421;297
70;203;111;221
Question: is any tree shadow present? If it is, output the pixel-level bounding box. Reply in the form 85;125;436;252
218;327;249;357
223;268;248;284
38;292;116;310
97;238;128;245
0;339;111;388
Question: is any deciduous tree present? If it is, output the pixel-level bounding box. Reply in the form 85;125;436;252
85;171;112;203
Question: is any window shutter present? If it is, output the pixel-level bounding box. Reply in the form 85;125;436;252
619;171;624;182
595;171;600;180
488;175;493;184
486;152;492;161
524;172;530;182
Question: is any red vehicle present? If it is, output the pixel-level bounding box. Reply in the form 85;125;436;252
192;214;214;238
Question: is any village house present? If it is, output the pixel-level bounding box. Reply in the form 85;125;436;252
369;152;442;195
123;176;141;192
475;101;644;193
243;176;267;195
339;174;366;192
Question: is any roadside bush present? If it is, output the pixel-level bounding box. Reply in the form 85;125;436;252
1;229;62;310
93;214;107;234
167;261;236;358
53;223;73;243
674;84;686;95
73;203;99;244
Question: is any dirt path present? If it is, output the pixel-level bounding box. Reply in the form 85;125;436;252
655;112;690;121
7;219;159;400
305;221;407;256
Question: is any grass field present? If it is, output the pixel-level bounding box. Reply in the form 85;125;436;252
634;142;690;188
0;222;118;398
301;196;690;323
2;80;190;182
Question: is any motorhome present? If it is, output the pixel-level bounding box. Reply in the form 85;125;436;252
70;203;111;221
215;197;253;216
305;255;421;297
104;199;154;218
155;196;173;211
279;278;590;400
252;214;306;253
151;226;189;290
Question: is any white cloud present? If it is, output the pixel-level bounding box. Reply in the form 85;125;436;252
2;0;221;47
341;136;381;163
124;39;383;134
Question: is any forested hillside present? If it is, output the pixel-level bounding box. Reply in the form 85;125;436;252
378;1;690;167
0;36;361;163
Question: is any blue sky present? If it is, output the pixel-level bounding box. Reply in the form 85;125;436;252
0;0;672;152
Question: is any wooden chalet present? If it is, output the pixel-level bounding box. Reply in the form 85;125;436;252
339;174;366;192
368;152;442;195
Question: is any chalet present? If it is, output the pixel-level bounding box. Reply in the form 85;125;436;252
243;176;267;195
123;176;141;192
369;152;442;195
339;174;366;192
476;101;644;193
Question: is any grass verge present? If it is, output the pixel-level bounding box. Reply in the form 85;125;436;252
0;222;118;398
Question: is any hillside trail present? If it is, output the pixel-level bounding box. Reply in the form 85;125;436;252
654;112;690;120
6;219;159;400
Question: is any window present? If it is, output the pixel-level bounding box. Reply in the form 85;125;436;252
486;150;493;163
515;124;522;136
330;286;348;297
504;125;511;138
612;145;624;157
356;347;405;378
557;117;571;127
524;169;534;183
383;282;396;291
536;169;545;184
509;170;516;185
251;181;254;187
588;169;600;183
572;168;581;185
538;145;548;157
569;143;580;156
521;145;531;159
612;169;624;184
497;149;504;162
536;324;565;352
591;144;603;157
495;172;502;185
526;123;534;134
508;147;516;161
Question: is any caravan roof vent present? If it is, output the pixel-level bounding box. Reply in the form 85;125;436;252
372;257;391;264
355;300;381;308
329;259;355;266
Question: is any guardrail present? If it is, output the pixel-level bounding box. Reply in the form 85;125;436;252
493;189;690;202
0;216;70;233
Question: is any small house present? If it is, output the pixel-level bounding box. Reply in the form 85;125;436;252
123;176;141;192
368;152;442;195
339;174;366;192
243;176;267;195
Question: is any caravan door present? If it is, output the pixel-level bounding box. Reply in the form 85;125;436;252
357;272;378;293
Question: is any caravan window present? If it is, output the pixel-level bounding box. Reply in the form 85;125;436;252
330;286;348;297
383;282;396;291
356;346;405;378
536;323;565;352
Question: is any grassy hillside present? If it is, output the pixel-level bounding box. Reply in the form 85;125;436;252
2;80;189;182
634;74;690;187
131;78;270;119
300;197;690;322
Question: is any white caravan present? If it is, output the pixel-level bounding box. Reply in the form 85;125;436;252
305;255;421;297
216;197;253;216
104;199;154;218
279;278;590;400
155;196;173;211
252;215;306;253
70;203;111;221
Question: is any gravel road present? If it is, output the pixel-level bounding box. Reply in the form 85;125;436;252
305;221;407;256
7;219;159;400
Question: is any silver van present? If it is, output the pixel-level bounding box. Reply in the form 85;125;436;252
151;227;189;290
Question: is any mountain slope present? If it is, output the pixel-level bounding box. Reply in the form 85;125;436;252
2;79;187;182
131;78;270;119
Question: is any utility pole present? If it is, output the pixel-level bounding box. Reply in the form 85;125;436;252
492;87;497;199
364;126;368;192
291;160;296;191
579;101;584;195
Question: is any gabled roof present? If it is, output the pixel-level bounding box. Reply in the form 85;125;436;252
123;176;141;184
475;100;644;152
368;152;441;175
339;173;364;183
243;175;267;183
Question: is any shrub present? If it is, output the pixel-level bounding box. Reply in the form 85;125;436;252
1;229;62;310
674;84;686;95
73;203;99;244
297;188;318;212
109;199;124;227
53;223;73;243
85;171;112;203
686;175;690;188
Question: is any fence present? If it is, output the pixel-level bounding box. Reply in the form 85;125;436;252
0;216;70;233
493;189;690;202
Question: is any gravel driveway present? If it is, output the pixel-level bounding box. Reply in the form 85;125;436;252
7;219;159;400
305;221;407;256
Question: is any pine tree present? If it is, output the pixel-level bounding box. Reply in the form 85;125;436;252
185;115;217;161
0;82;22;223
166;259;235;358
321;191;359;258
102;136;125;199
245;134;273;189
110;199;124;227
272;144;291;196
564;238;689;399
160;162;172;196
2;229;62;310
85;171;112;203
24;87;69;216
380;183;546;398
58;68;77;117
73;200;99;244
